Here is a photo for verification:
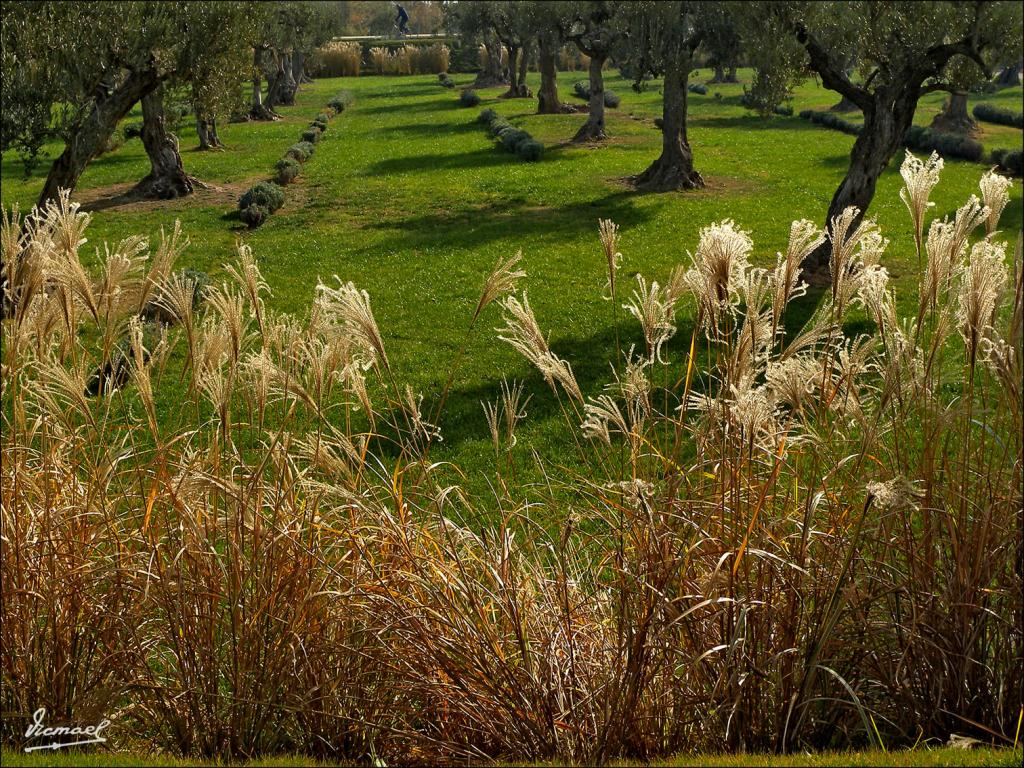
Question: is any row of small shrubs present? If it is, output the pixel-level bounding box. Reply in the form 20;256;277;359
991;147;1022;176
798;109;986;162
972;103;1024;128
687;83;708;95
903;124;984;162
239;93;354;228
477;108;543;162
459;89;481;107
573;81;621;108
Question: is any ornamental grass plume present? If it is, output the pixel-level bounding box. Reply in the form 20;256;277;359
497;293;582;401
623;275;676;363
957;238;1008;367
979;167;1013;235
898;150;943;263
770;219;823;336
475;250;525;323
599;218;622;299
315;277;390;372
680;219;753;338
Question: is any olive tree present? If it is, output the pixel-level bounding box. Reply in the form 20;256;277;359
1;1;260;205
742;0;1023;270
566;0;624;142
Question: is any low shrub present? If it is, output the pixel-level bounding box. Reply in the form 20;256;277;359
310;119;328;132
239;203;270;229
573;81;620;108
123;122;143;139
904;125;984;162
286;141;316;163
515;138;543;162
316;112;331;124
773;104;793;117
439;72;455;88
327;91;354;114
991;148;1023;176
276;157;301;185
972;103;1024;128
688;83;708;95
798;109;862;136
459;89;481;107
239;181;285;214
477;109;543;163
301;128;321;144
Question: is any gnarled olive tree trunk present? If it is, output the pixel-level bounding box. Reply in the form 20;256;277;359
196;117;223;150
634;60;703;191
250;47;279;121
805;86;918;272
135;86;194;199
537;33;562;114
475;33;507;88
38;68;160;207
930;90;977;135
573;52;608;142
266;52;297;109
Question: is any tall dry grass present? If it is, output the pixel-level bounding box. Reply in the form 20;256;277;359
309;41;362;78
1;161;1021;763
368;44;449;76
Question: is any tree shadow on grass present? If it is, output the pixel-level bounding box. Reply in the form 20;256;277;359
353;189;661;255
358;98;464;116
360;146;522;175
384;120;482;137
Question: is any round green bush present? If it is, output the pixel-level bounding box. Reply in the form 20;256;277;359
286;141;315;162
499;128;530;152
311;119;328;132
478;108;498;125
301;128;321;144
123;122;143;139
460;89;481;107
240;203;270;229
239;181;285;214
515;139;543;162
316;112;331;123
327;91;354;113
276;157;300;185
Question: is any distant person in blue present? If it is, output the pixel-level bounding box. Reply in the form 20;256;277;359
395;3;410;35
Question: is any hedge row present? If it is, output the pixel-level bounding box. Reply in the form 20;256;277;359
798;109;986;162
972;103;1024;129
991;148;1022;177
687;83;708;95
238;91;354;229
477;108;543;162
572;81;621;108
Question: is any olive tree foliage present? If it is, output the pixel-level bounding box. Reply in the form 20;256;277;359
446;0;509;88
740;0;1023;270
1;1;260;206
255;1;343;116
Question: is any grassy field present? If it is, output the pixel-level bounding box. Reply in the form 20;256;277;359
2;69;1021;503
4;746;1021;767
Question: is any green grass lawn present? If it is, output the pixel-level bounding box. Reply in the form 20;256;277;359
2;69;1021;504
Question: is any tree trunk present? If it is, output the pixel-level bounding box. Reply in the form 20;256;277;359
196;117;224;150
537;34;562;114
805;88;917;273
267;52;297;108
475;33;507;87
501;43;521;97
830;95;860;112
517;42;530;95
292;50;311;85
726;65;737;82
710;64;725;83
250;47;278;120
995;61;1021;87
930;90;978;135
38;67;161;207
135;87;194;200
633;61;703;192
573;53;608;142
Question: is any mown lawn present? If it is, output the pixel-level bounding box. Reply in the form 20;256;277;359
1;69;1021;504
3;745;1021;767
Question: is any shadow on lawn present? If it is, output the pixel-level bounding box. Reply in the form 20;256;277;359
355;189;662;254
